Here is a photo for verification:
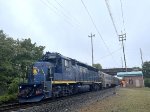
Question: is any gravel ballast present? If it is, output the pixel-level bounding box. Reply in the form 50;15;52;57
17;88;117;112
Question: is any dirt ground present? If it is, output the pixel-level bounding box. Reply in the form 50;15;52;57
77;88;150;112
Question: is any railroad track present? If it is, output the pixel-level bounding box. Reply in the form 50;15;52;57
0;99;47;112
0;99;56;112
0;103;19;112
0;87;117;112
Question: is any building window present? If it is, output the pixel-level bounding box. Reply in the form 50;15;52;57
129;79;133;84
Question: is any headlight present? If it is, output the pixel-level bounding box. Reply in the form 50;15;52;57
20;86;22;89
34;84;36;87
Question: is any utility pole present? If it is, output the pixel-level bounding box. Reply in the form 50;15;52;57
140;48;144;66
121;57;123;68
119;32;127;72
140;48;145;87
88;33;95;66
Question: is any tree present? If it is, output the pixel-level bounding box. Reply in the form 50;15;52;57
144;78;150;87
142;61;150;78
142;61;150;87
13;38;45;82
93;63;102;70
132;67;142;71
0;30;45;95
0;30;16;92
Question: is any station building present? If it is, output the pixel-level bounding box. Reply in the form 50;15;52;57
117;71;144;87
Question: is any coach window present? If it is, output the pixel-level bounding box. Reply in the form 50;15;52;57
65;60;69;67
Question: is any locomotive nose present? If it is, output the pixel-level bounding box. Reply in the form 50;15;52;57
18;83;44;103
18;84;34;98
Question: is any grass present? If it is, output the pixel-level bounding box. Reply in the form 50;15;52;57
79;88;150;112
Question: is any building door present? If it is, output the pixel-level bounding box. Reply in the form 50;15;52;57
135;79;140;87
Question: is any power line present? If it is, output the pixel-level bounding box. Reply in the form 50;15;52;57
99;47;122;60
45;0;73;25
80;0;117;64
105;0;119;36
40;0;75;28
54;0;81;27
46;0;81;28
119;0;127;70
40;0;57;13
120;0;126;32
81;0;109;53
105;0;127;68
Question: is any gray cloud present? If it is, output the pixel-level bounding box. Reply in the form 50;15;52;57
0;0;150;68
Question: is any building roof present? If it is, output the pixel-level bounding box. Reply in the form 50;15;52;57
117;71;143;77
101;68;135;76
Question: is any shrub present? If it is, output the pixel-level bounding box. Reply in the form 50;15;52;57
0;78;20;104
8;78;19;94
0;94;17;104
144;78;150;87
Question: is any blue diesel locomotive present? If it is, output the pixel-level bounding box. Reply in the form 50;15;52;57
18;52;104;103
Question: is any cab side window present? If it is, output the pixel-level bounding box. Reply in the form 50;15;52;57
64;60;69;67
55;58;62;73
71;60;76;66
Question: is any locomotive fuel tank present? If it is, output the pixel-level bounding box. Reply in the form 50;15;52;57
77;85;90;92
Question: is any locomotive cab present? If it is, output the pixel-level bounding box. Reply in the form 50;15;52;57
18;52;64;103
18;62;55;103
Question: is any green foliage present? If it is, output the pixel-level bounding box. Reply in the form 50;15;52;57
93;63;102;70
142;61;150;78
8;78;19;94
0;29;45;102
144;78;150;87
0;94;17;104
142;61;150;87
132;67;142;71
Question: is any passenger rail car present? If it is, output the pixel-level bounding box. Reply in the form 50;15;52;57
100;72;120;88
112;77;120;87
101;72;112;88
18;52;103;103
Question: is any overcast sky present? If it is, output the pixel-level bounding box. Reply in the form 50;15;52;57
0;0;150;68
